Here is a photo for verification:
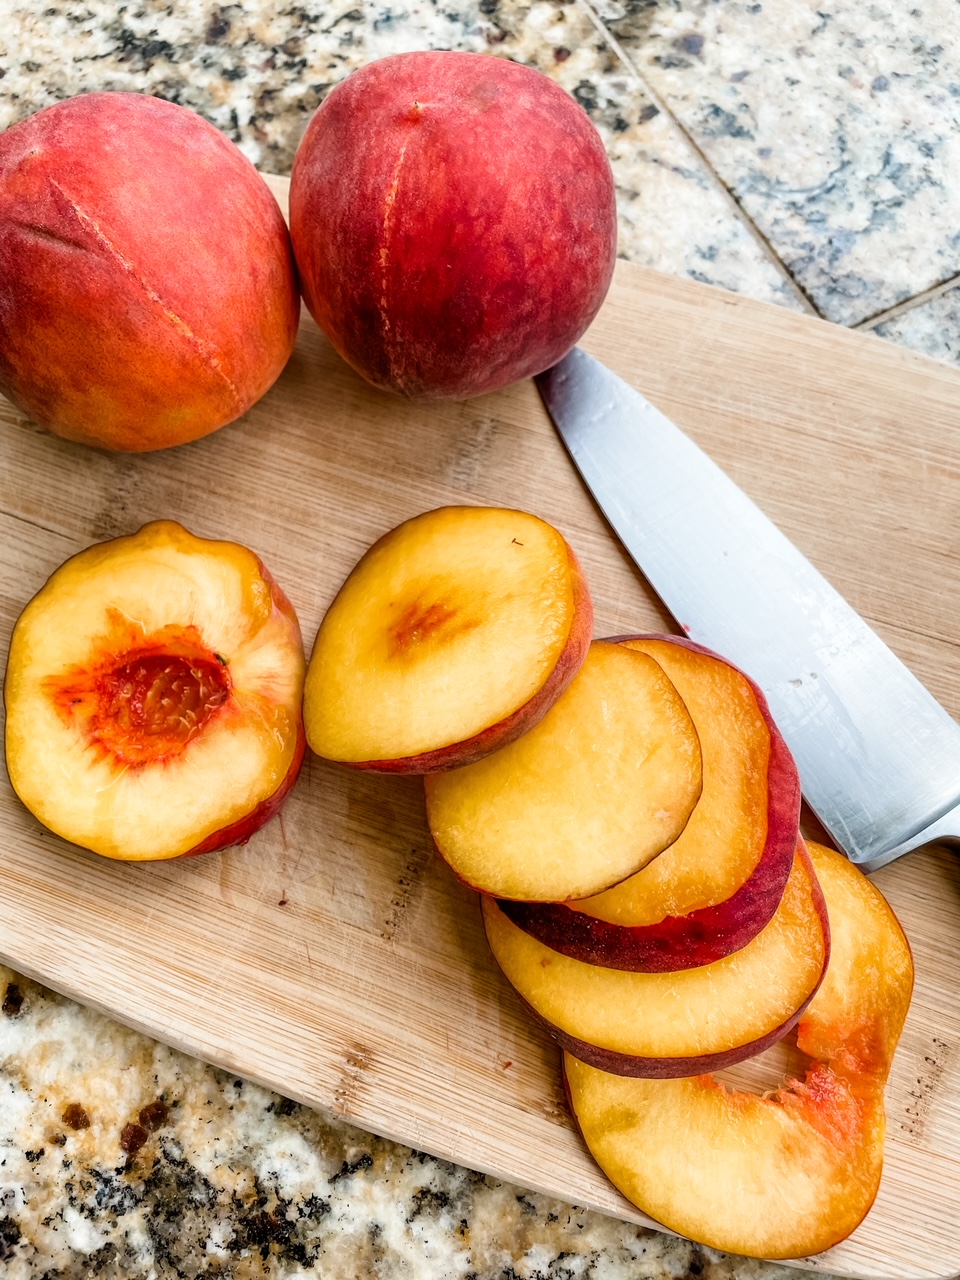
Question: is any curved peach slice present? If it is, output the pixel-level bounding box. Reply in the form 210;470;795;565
303;506;592;772
4;520;306;861
498;635;800;970
426;640;702;901
482;839;828;1075
563;841;914;1259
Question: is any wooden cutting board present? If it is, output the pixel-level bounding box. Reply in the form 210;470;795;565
1;174;959;1279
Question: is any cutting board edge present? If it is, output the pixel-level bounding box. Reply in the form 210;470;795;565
1;937;954;1280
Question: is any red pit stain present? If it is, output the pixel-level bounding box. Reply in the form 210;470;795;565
46;610;231;767
388;597;480;658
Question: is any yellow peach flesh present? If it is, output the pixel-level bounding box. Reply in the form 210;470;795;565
563;1056;884;1259
483;847;825;1059
580;638;773;924
304;507;580;763
4;521;305;860
563;842;914;1259
427;641;703;900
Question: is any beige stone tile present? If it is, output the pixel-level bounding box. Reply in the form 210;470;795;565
596;0;960;323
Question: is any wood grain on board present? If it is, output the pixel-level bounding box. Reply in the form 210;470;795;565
1;174;959;1279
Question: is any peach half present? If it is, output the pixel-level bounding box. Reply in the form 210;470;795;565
4;521;306;860
483;838;828;1076
563;842;914;1259
498;635;801;970
303;506;592;772
426;640;702;901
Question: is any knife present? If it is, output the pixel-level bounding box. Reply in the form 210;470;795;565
535;347;960;871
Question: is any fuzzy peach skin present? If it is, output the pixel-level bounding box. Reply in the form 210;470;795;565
0;92;299;451
563;841;915;1260
4;520;306;860
289;51;617;399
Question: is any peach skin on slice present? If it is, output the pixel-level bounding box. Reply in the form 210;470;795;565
483;838;828;1075
563;841;914;1260
498;635;800;970
426;640;702;901
303;506;592;772
4;520;306;861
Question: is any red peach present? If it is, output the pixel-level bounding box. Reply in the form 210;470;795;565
0;92;300;451
289;51;617;399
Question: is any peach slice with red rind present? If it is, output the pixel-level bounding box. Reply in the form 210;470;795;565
303;506;592;773
4;520;306;860
426;639;703;901
562;841;914;1259
482;838;828;1076
498;635;800;970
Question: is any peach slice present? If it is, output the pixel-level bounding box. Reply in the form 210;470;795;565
426;640;703;901
498;635;800;970
482;838;828;1075
303;506;592;772
4;520;306;860
562;841;914;1259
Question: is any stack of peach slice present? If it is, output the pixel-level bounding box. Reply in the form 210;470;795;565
305;505;915;1262
425;630;832;1084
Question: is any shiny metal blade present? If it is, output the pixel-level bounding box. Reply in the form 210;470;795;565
536;347;960;867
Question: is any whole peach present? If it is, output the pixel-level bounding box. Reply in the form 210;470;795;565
0;92;300;451
289;52;617;399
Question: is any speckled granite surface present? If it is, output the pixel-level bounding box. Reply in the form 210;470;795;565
0;968;801;1279
1;1;957;1276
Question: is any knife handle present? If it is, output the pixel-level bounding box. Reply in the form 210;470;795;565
863;804;960;872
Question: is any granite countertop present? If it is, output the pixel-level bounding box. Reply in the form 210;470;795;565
1;1;956;1277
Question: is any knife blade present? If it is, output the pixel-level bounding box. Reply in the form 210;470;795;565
535;347;960;870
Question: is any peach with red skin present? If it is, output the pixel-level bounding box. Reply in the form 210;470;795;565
289;51;617;399
498;634;800;970
0;92;299;451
